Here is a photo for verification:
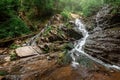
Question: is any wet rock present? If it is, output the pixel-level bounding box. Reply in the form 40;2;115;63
84;27;120;66
63;28;83;40
15;46;41;57
84;5;120;67
95;5;120;30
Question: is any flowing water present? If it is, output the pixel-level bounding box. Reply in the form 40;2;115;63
70;19;120;70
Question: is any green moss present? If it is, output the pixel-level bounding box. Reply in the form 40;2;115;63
43;26;53;37
57;29;64;38
62;43;74;50
10;53;18;61
57;50;72;65
0;17;31;39
66;23;73;29
77;56;93;68
9;44;21;49
0;71;8;76
61;10;70;21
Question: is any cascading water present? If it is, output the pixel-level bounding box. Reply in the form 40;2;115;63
70;18;120;70
69;19;89;67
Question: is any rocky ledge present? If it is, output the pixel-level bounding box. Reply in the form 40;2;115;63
84;5;120;67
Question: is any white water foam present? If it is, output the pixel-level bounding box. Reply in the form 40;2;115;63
70;19;120;70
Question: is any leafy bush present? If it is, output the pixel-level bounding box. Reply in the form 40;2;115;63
10;53;18;61
61;10;70;21
43;26;53;36
80;0;103;16
58;0;119;17
57;50;72;65
57;0;104;16
0;0;20;11
57;0;82;13
0;0;31;39
9;43;21;49
0;17;31;39
104;0;120;7
21;0;54;18
104;0;120;4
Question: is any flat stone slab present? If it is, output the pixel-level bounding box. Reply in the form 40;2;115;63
15;46;41;57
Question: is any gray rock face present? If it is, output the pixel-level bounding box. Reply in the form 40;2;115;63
95;5;113;29
84;27;120;66
84;5;120;67
92;5;120;32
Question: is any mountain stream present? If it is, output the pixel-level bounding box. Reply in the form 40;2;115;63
70;19;120;70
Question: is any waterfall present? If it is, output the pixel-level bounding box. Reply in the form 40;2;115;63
70;19;120;70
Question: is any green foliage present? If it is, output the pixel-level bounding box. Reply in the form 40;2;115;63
104;0;120;4
9;44;21;49
77;56;93;68
21;0;55;19
57;0;119;16
61;10;70;21
57;0;104;16
80;0;104;16
0;0;20;11
57;29;64;38
10;53;18;61
57;50;72;65
0;0;31;39
0;17;31;39
57;52;65;65
58;43;74;65
0;0;20;20
57;0;82;12
0;0;119;40
0;0;19;23
43;26;53;36
65;22;73;29
104;0;120;7
34;0;54;11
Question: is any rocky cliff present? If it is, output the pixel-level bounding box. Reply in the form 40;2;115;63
84;5;120;67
